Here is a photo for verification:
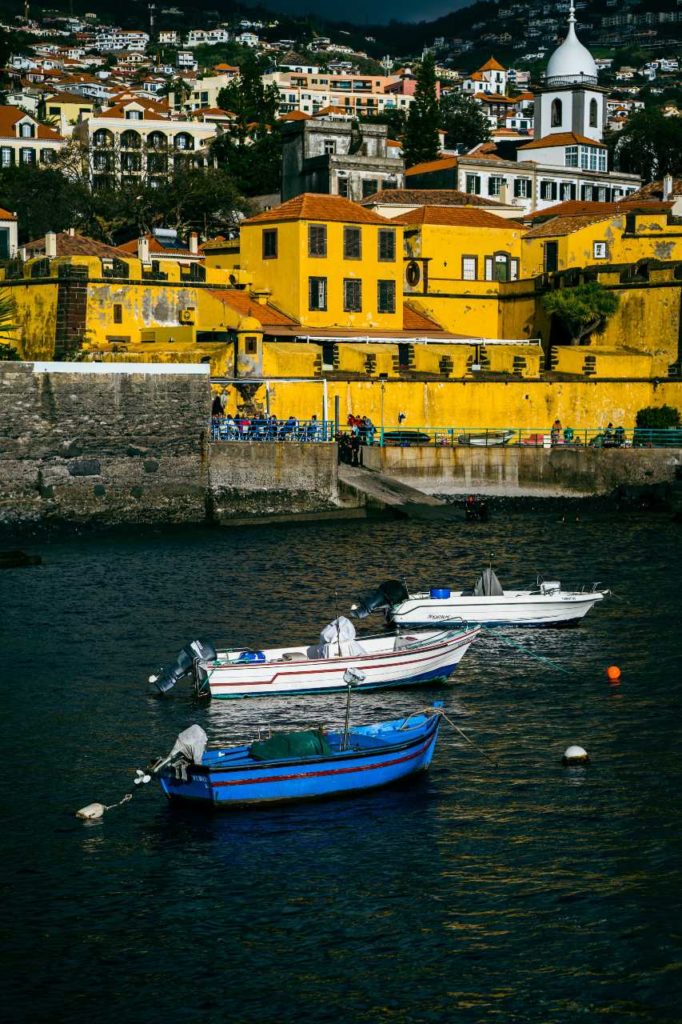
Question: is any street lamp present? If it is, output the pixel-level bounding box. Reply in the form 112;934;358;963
378;372;388;446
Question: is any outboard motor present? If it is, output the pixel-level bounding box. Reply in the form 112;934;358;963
149;638;217;694
350;579;409;618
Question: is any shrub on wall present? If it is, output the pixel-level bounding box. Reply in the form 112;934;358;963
635;405;681;429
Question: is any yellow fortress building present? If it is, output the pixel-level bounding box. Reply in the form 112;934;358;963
3;188;682;431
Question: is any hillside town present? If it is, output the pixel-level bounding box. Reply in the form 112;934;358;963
0;0;682;436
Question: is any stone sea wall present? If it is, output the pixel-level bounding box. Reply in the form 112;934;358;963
0;362;211;527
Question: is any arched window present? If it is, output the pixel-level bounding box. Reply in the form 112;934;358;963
551;98;562;127
121;130;142;149
174;132;194;151
147;131;167;150
93;128;114;148
589;98;599;128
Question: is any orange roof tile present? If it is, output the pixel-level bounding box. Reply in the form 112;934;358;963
518;132;607;150
0;207;16;220
0;105;63;141
479;56;506;72
208;289;299;328
523;198;672;222
523;214;615;238
395;206;516;229
361;187;501;208
473;92;516;103
278;110;311;121
23;232;127;258
405;155;458;177
403;304;444;332
242;193;393;226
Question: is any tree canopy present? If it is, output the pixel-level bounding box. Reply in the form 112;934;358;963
543;281;619;346
439;90;491;153
610;108;682;181
403;53;441;168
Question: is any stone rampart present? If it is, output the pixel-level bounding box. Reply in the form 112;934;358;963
0;362;211;527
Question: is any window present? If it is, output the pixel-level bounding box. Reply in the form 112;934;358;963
544;240;558;273
488;176;506;197
362;178;379;198
337;176;349;198
598;150;607;172
378;229;395;261
245;336;258;354
511;258;519;281
49;106;60;115
262;228;278;259
551;98;562;127
462;256;477;281
377;280;395;313
589;98;599;128
0;147;12;167
19;122;35;138
540;180;558;201
344;226;361;259
565;146;578;168
20;148;35;165
513;178;531;199
309;276;327;310
113;304;123;324
484;256;493;281
308;224;327;257
323;139;336;155
344;278;362;312
492;252;511;282
593;241;608;259
322;341;335;369
560;182;576;201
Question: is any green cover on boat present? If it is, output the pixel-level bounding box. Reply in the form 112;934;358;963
249;729;332;761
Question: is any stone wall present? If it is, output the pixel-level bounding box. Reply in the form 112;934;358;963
362;444;682;497
0;362;211;527
208;440;341;521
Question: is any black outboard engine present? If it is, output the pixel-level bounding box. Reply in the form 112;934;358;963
149;638;217;694
350;579;409;618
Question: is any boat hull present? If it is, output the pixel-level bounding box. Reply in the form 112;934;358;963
390;591;605;628
159;712;442;808
205;628;479;699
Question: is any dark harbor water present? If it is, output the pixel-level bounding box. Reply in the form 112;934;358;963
3;502;682;1024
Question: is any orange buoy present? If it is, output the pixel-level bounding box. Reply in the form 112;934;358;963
606;665;621;683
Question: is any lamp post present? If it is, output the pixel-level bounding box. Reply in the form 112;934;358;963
378;372;388;447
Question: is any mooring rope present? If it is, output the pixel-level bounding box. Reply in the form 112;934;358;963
480;626;573;675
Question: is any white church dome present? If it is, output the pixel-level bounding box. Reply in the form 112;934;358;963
546;7;597;84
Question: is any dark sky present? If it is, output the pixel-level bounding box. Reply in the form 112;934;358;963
242;0;473;26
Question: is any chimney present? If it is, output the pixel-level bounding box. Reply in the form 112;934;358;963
663;173;674;200
189;231;199;255
45;231;57;258
67;226;75;236
137;235;150;262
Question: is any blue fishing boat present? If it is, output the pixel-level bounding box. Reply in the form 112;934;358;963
154;704;445;809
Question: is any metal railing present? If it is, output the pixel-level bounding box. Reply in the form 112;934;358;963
210;417;335;442
371;426;682;448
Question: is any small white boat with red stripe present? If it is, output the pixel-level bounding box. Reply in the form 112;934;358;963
149;617;479;699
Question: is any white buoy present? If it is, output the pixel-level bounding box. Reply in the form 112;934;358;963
562;745;589;765
76;802;107;820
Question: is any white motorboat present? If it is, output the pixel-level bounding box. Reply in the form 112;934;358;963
150;616;480;699
351;570;608;629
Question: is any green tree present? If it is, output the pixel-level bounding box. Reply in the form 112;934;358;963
543;281;619;346
610;108;682;181
0;165;90;242
439;90;490;152
403;53;441;168
216;51;279;143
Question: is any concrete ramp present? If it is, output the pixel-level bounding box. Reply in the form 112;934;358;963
338;464;459;520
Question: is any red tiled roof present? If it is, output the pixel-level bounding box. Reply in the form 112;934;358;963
242;193;393;226
627;178;682;200
23;232;128;258
208;289;299;327
0;206;15;220
405;155;458;177
523;214;615;239
523;198;672;222
361;188;501;208
518;131;607;150
0;105;63;141
403;304;443;332
394;206;516;228
478;56;506;72
278;110;311;121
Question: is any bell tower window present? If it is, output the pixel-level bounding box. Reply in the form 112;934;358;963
589;98;598;128
551;98;562;127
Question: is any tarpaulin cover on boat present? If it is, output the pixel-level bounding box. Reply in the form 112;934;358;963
249;729;332;761
307;616;367;658
169;724;208;765
474;568;504;596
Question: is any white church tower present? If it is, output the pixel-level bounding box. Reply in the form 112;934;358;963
519;1;608;171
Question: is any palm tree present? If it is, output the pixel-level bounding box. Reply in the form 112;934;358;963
0;289;19;359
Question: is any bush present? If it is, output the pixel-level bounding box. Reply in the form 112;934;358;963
0;342;19;360
635;405;681;429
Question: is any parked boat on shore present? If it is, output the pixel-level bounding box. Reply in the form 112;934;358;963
352;570;608;628
153;705;445;808
150;616;480;698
